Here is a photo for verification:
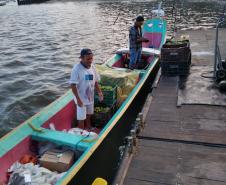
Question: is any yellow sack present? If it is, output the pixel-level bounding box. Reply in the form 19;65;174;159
117;87;128;107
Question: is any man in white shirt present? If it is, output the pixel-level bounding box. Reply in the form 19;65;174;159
69;48;103;130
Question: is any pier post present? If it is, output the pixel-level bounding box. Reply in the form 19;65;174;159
138;112;144;128
130;129;137;146
127;136;133;154
135;117;141;134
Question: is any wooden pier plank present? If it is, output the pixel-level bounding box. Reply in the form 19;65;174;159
124;140;226;185
141;74;226;145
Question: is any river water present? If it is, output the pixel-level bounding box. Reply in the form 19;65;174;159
0;0;225;137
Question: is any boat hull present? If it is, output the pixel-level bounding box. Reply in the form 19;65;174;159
66;62;160;185
0;58;159;185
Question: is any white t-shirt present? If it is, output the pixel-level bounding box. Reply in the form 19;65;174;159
69;63;100;105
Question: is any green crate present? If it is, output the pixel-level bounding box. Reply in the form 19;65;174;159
95;85;117;106
92;104;116;128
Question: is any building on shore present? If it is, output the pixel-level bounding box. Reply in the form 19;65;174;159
17;0;49;5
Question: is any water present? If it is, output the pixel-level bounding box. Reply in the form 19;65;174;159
0;0;225;137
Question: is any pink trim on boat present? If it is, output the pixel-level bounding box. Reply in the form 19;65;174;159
43;100;76;130
0;137;34;183
112;56;124;68
147;55;154;63
142;32;162;49
0;100;76;183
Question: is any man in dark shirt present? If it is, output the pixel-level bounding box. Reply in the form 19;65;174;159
129;16;149;69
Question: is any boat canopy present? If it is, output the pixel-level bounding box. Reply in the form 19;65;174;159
116;48;160;56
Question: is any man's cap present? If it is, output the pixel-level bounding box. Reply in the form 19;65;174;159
80;48;93;57
136;16;144;22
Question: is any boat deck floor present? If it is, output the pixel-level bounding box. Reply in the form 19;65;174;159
123;29;226;185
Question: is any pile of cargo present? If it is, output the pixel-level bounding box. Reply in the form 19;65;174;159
161;39;191;76
95;64;139;107
92;66;139;128
6;144;75;185
5;125;99;185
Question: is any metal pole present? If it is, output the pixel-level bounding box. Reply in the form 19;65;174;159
214;17;225;80
214;21;219;79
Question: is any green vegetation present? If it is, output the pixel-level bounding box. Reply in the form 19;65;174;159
165;39;189;45
94;107;110;113
100;85;114;91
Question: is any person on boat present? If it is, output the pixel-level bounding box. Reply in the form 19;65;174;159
129;15;149;70
69;48;103;130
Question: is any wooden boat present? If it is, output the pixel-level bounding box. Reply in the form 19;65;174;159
0;17;167;185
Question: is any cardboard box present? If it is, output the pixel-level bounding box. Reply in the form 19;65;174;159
39;149;74;172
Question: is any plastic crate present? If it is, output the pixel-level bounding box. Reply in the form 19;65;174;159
161;40;191;62
95;86;117;106
92;103;116;128
161;61;190;76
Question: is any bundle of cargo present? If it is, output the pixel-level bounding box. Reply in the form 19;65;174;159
96;65;139;107
161;39;191;76
6;146;75;185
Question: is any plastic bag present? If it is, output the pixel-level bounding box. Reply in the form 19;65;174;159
68;128;98;140
7;162;64;185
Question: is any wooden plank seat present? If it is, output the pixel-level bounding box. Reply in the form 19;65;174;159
31;128;93;151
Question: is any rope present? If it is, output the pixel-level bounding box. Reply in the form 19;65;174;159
113;12;120;25
28;122;44;133
74;131;98;151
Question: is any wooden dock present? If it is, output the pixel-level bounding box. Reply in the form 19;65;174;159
122;29;226;185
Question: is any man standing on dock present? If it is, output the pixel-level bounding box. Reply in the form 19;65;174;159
129;16;149;70
69;48;103;130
